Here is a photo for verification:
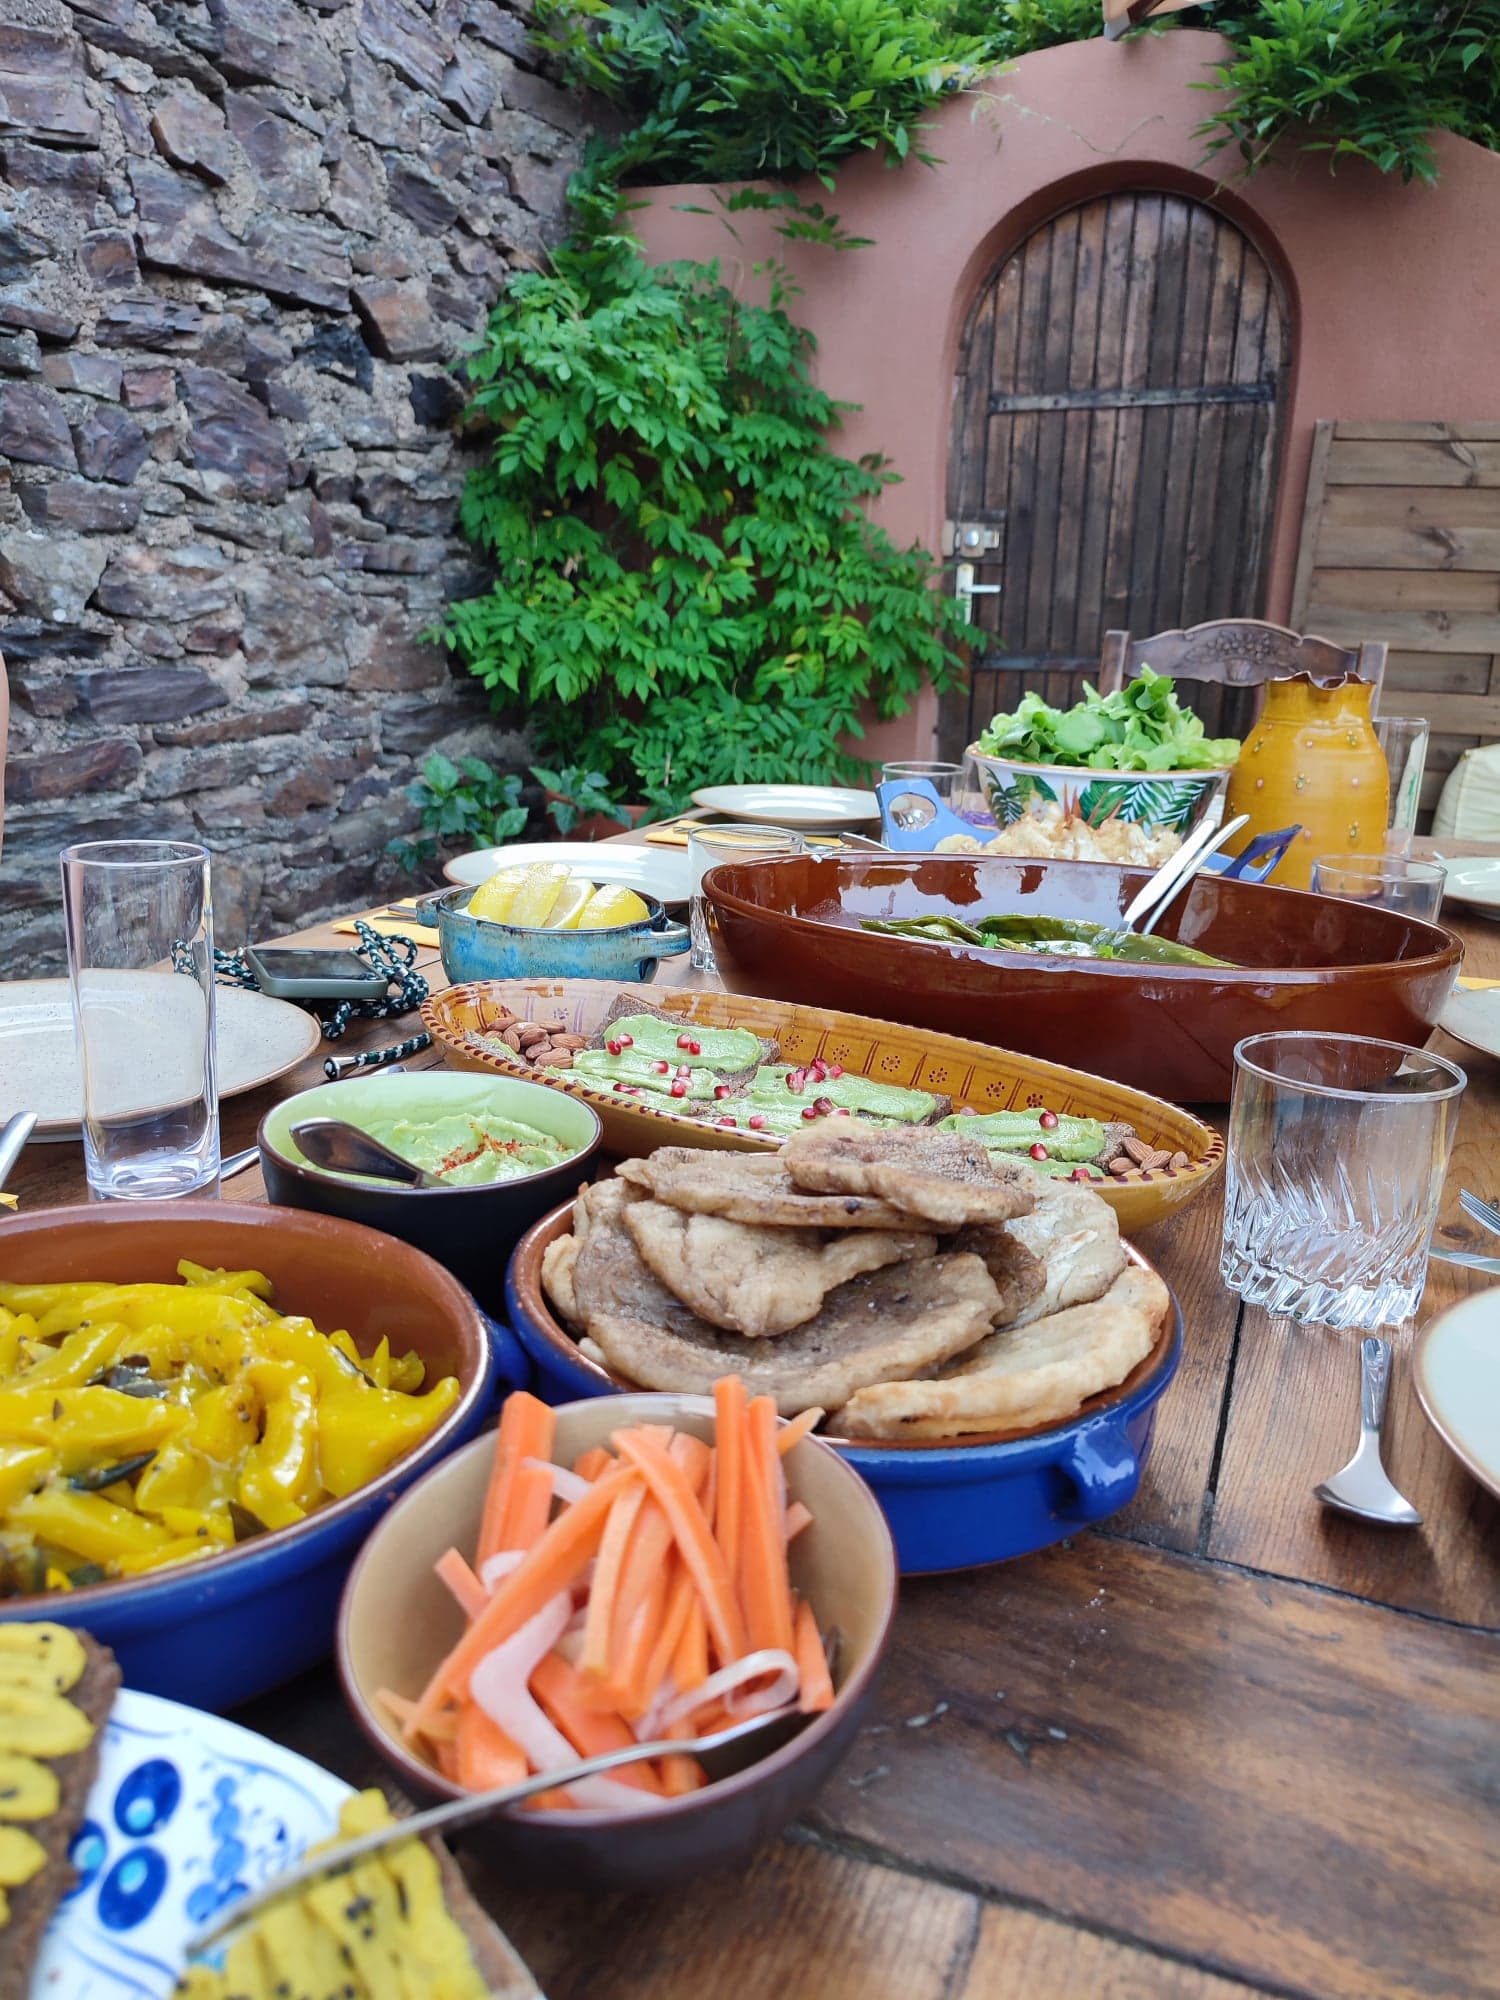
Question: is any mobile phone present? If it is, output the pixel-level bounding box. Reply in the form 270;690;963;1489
243;945;393;1002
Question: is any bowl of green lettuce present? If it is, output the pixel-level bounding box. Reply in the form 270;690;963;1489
966;670;1240;842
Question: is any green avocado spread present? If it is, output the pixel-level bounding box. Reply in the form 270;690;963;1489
352;1113;574;1185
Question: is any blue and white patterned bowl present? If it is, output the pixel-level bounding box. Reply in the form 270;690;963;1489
33;1688;349;2000
964;746;1232;839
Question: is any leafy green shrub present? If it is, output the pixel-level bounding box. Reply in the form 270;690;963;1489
532;764;631;834
387;753;528;872
439;242;964;815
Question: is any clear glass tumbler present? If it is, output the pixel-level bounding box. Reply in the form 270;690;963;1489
880;760;963;800
687;824;806;974
1375;715;1429;855
1222;1032;1465;1328
1309;853;1446;923
61;840;220;1199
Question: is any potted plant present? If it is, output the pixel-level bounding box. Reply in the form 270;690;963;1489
387;753;529;873
531;764;642;842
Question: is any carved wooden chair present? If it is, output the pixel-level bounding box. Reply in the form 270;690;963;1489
1097;621;1387;701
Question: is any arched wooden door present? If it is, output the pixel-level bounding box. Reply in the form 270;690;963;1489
941;190;1291;754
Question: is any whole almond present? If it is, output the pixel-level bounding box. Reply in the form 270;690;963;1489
1121;1135;1154;1166
1144;1148;1173;1171
1169;1150;1190;1170
488;1011;517;1031
500;1025;523;1052
532;1049;573;1068
1107;1156;1134;1177
516;1023;550;1047
550;1033;587;1050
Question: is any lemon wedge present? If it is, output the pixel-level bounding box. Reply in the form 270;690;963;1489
577;884;650;928
508;862;574;927
542;877;596;929
466;867;526;922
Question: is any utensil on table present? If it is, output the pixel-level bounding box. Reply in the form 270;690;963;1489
1221;1032;1466;1328
1429;1247;1500;1275
1124;812;1252;937
62;839;219;1199
289;1117;442;1188
689;823;807;974
324;1031;431;1079
1310;853;1446;923
1458;1188;1500;1242
1314;1335;1422;1525
0;1111;37;1191
188;1707;801;1953
220;1145;259;1182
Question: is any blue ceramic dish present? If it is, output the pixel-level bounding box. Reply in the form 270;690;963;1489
0;1200;500;1708
501;1201;1183;1574
435;885;689;986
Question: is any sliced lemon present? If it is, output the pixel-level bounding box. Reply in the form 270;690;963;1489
543;878;596;929
509;862;573;927
577;884;651;929
466;867;527;922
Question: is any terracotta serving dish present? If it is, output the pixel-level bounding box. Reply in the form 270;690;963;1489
700;853;1463;1101
423;979;1223;1233
338;1392;896;1888
0;1201;497;1707
501;1204;1182;1575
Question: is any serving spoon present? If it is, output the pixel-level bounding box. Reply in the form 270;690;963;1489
1121;811;1252;937
290;1116;443;1188
186;1707;802;1955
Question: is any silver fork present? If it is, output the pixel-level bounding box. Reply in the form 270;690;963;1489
1459;1188;1500;1241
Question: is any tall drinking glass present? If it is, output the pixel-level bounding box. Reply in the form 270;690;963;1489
61;840;219;1199
1375;715;1429;855
1222;1032;1465;1328
688;824;805;974
1309;853;1446;923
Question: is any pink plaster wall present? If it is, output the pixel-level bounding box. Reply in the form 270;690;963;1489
633;31;1500;758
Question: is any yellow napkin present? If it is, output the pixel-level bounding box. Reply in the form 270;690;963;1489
333;916;440;945
0;1194;16;1210
1457;977;1500;991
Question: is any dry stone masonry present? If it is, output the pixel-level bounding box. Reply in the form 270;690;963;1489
0;0;592;966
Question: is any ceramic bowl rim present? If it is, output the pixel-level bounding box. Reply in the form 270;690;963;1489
506;1197;1183;1457
434;884;677;941
963;745;1236;784
1412;1292;1500;1501
700;853;1463;985
0;1199;491;1612
336;1396;898;1828
419;979;1227;1193
257;1070;603;1203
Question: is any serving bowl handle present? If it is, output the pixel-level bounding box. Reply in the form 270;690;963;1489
481;1314;535;1397
1055;1415;1141;1524
638;920;691;960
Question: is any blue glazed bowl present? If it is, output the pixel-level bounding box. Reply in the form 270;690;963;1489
501;1201;1183;1574
0;1200;499;1707
435;885;690;986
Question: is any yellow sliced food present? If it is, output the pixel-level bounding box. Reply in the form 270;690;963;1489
506;861;572;928
0;1445;56;1514
0;1752;60;1820
465;867;525;923
541;876;596;929
0;1685;98;1756
577;884;650;928
0;1623;87;1693
0;1824;46;1886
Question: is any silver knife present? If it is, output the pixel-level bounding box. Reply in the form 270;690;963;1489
1430;1247;1500;1275
0;1112;37;1192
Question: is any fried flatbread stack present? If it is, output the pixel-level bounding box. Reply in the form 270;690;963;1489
541;1125;1164;1437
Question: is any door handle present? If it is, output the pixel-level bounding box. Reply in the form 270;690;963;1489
953;561;1001;625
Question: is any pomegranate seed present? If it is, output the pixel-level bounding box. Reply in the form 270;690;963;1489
687;1039;702;1056
828;1063;844;1079
617;1034;633;1047
813;1096;834;1115
677;1033;693;1049
810;1058;828;1081
786;1068;806;1094
748;1114;767;1130
1039;1109;1059;1130
716;1116;737;1128
605;1039;622;1055
1070;1166;1093;1182
1029;1143;1049;1161
835;1107;852;1116
714;1083;733;1100
670;1081;688;1099
612;1081;639;1094
653;1059;671;1074
801;1106;820;1121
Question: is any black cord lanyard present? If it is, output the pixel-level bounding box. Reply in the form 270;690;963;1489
197;922;430;1042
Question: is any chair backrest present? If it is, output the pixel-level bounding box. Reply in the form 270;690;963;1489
1098;621;1387;701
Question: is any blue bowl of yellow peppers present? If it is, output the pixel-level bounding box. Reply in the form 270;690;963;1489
0;1199;499;1708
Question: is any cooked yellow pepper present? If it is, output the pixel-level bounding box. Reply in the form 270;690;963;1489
0;1265;457;1595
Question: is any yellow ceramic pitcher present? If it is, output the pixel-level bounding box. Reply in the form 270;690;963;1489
1224;674;1389;891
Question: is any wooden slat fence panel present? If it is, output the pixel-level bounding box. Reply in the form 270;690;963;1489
1292;421;1500;820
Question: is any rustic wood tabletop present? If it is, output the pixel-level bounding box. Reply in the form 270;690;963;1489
11;844;1500;2000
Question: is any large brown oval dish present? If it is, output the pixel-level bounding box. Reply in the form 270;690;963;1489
701;854;1462;1102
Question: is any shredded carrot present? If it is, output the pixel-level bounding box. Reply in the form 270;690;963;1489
794;1596;835;1713
500;1458;557;1554
634;1557;696;1719
434;1738;461;1783
580;1480;647;1679
613;1428;747;1669
530;1652;664;1793
435;1546;488;1622
785;1500;813;1543
477;1393;555;1567
573;1445;613;1482
671;1592;708;1695
777;1407;824;1455
659;1717;708;1796
378;1687;458;1746
713;1376;746;1600
454;1701;528;1790
739;1396;795;1656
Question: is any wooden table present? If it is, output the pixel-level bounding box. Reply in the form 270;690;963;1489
13;872;1500;2000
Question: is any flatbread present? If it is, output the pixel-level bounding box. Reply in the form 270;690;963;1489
948;1223;1047;1326
782;1124;1037;1228
615;1150;918;1230
1004;1170;1125;1323
623;1199;936;1338
540;1233;580;1325
832;1264;1169;1439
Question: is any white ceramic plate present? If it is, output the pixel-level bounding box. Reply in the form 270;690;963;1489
0;979;323;1142
1415;1289;1500;1500
1437;856;1500;914
33;1687;350;2000
690;784;881;830
1437;987;1500;1063
442;840;692;904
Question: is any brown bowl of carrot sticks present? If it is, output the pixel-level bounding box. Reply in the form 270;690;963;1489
336;1380;898;1888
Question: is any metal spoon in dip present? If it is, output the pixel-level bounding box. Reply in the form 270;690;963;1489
289;1117;444;1189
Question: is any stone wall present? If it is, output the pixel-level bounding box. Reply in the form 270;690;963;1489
0;0;592;968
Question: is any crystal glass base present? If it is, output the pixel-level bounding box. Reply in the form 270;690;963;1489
1219;1243;1423;1329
